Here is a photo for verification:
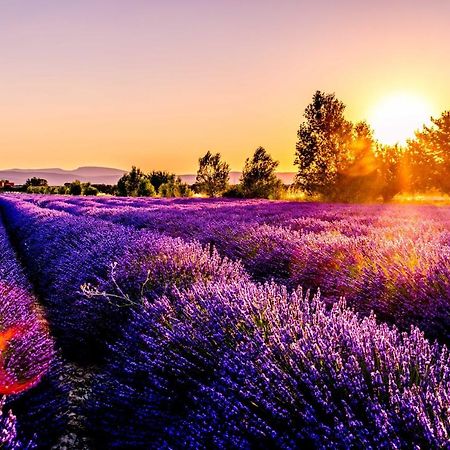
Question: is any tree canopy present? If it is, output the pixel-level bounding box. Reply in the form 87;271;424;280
407;111;450;193
295;91;354;197
117;167;156;197
196;151;230;197
240;147;283;199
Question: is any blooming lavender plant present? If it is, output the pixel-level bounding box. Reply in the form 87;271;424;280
88;280;450;449
2;194;450;447
0;396;35;450
0;214;68;447
24;194;450;343
0;196;247;364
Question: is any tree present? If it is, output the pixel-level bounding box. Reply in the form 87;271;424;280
195;151;230;197
406;111;450;193
148;171;175;193
82;183;99;196
26;185;48;194
92;184;115;195
24;177;48;188
374;144;408;202
295;91;354;197
68;180;82;195
332;121;380;202
240;147;283;199
159;176;192;197
137;178;156;197
116;166;155;197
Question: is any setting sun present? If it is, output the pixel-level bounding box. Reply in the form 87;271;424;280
368;93;432;145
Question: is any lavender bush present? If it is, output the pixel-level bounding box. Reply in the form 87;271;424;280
88;280;450;449
3;194;450;447
24;194;450;343
0;214;68;447
0;396;34;449
0;196;247;363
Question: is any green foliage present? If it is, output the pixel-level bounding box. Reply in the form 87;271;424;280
82;183;99;196
407;111;450;193
116;167;156;197
148;171;175;193
92;184;115;195
294;92;414;202
67;180;82;196
26;185;48;194
137;178;156;197
330;121;381;202
24;177;48;188
240;147;283;199
116;167;190;198
159;177;192;197
195;151;230;197
222;185;245;198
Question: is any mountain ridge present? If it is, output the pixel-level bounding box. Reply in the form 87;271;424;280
0;167;295;186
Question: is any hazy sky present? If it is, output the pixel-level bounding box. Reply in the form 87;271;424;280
1;0;449;172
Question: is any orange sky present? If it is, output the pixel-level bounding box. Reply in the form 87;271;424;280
1;1;449;173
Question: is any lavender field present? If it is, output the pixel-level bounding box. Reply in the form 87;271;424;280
0;194;448;448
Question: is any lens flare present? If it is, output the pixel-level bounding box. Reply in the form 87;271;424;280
368;93;432;145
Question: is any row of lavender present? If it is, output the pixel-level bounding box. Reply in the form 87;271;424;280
1;196;449;448
0;214;67;448
24;194;450;344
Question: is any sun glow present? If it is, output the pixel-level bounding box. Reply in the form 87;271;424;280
368;93;432;145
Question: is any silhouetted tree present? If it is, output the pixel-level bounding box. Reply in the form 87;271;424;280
24;177;48;188
240;147;283;198
407;111;450;193
92;184;115;195
195;151;230;197
295;91;353;197
68;180;82;196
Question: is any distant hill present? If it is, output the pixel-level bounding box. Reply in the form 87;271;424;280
179;171;295;185
0;167;127;185
0;167;296;186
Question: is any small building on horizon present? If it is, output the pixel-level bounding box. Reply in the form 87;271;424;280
0;180;15;188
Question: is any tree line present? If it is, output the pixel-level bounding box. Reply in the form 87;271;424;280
294;91;450;202
114;147;284;198
14;146;285;199
12;90;450;201
189;90;450;202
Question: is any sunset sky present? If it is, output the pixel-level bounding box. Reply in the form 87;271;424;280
1;0;449;173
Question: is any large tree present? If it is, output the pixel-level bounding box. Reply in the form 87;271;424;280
295;91;354;197
240;147;283;198
117;166;156;197
195;151;230;197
